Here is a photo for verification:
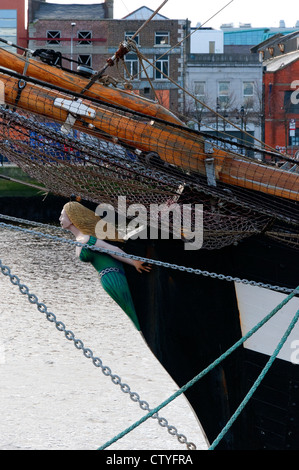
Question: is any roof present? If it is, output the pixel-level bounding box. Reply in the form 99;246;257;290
34;2;107;20
264;50;299;72
224;27;299;46
250;33;283;53
251;29;299;52
122;6;168;20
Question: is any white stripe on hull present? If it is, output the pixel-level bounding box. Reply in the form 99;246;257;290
235;283;299;363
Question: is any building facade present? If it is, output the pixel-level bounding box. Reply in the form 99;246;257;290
17;2;299;154
191;27;223;54
27;3;186;115
106;9;187;115
28;1;112;71
252;31;299;158
0;0;27;51
186;27;263;149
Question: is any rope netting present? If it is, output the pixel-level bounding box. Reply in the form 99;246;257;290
0;66;298;251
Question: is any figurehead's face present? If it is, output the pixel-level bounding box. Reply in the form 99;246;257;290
60;201;122;242
59;209;72;230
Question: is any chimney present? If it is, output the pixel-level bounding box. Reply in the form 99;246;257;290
105;0;114;19
28;0;46;23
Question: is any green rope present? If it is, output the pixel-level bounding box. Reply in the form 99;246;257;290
209;306;299;449
98;286;299;450
1;216;298;449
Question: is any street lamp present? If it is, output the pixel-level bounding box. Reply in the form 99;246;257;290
216;97;220;139
71;22;76;71
240;106;245;155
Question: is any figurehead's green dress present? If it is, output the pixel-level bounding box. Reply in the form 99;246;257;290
79;236;140;330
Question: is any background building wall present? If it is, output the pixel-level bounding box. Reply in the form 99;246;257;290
0;0;27;50
264;60;299;156
190;28;223;54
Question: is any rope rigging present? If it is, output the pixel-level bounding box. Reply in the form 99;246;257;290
0;0;293;163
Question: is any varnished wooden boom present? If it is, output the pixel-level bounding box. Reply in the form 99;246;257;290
0;71;298;202
0;47;183;125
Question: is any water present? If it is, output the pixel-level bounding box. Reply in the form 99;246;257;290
0;223;208;451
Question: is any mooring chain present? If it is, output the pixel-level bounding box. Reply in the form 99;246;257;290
0;258;196;450
0;216;295;295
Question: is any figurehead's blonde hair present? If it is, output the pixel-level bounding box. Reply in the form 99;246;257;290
63;201;123;242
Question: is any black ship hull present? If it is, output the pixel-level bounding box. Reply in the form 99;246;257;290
1;195;298;450
125;234;299;450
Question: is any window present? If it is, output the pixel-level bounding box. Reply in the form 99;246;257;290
125;32;139;45
124;53;139;78
194;81;206;100
290;129;299;147
78;55;92;67
155;32;169;46
218;81;230;108
243;81;254;107
155;54;168;80
0;9;17;50
47;31;61;45
194;81;206;110
78;31;92;45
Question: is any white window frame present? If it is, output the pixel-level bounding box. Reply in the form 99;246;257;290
194;81;206;100
155;54;169;80
155;32;170;46
124;53;139;79
125;31;139;46
218;81;230;108
243;81;254;108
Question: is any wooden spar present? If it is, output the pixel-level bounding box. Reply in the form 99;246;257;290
0;71;206;167
0;47;183;126
219;154;299;201
0;71;298;202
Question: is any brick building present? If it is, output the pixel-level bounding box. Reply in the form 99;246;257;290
28;0;112;70
106;7;187;115
252;31;299;158
27;3;187;116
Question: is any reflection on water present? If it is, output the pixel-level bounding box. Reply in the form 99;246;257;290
0;224;207;450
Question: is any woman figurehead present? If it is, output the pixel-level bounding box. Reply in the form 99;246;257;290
59;201;151;331
62;201;123;242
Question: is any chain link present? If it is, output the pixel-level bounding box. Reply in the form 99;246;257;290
0;216;295;294
0;215;297;450
0;258;196;450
